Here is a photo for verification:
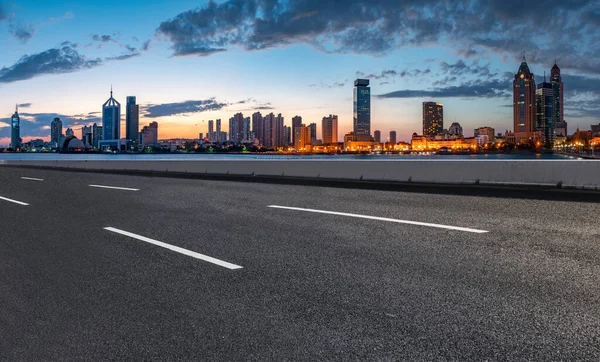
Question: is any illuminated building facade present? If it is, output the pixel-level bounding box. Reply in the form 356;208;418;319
423;102;443;136
550;62;564;125
125;96;139;148
353;79;371;141
11;105;20;149
322;114;338;144
513;57;536;139
536;80;555;144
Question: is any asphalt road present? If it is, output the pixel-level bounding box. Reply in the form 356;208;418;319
0;167;599;361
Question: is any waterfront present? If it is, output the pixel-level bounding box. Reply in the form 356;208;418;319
0;152;580;161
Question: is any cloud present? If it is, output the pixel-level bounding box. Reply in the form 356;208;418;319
309;81;346;88
0;3;7;21
142;40;151;51
0;43;102;83
378;79;511;99
10;22;35;43
105;53;140;61
92;34;114;42
155;0;600;75
41;11;74;26
143;99;229;118
17;103;32;108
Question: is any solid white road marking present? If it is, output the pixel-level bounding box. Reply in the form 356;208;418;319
104;227;243;270
21;177;44;181
0;196;29;206
268;205;489;234
89;184;139;191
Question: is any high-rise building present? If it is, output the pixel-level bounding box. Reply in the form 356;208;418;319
448;122;463;137
423;102;444;136
353;79;371;141
284;126;291;146
263;113;275;148
208;120;214;134
126;96;140;148
550;61;564;125
92;123;103;148
10;105;20;149
293;124;311;150
102;87;121;141
536;80;554;144
51;117;62;146
252;112;263;144
140;121;159;146
243;117;251;141
81;126;93;146
374;130;381;143
292;116;302;145
229;113;244;143
309;123;317;144
555;121;568;138
513;57;536;134
322;114;338;144
274;113;285;147
389;131;397;144
66;128;75;137
216;119;221;141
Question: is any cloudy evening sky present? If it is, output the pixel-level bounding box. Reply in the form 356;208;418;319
1;0;600;146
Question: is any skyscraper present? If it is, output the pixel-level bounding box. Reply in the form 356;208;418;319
536;79;554;144
242;117;252;141
81;126;93;146
51;117;63;146
284;126;291;146
353;79;371;141
274;113;285;147
11;105;20;150
92;123;103;148
263;113;275;148
126;96;140;148
309;123;317;144
66;128;74;137
141;122;159;146
252;112;263;144
208;120;214;134
513;57;536;135
550;61;564;125
423;102;444;136
389;131;397;144
229;113;244;143
448;122;463;137
102;87;121;141
292;116;302;146
216;119;223;142
322;115;338;144
374;130;381;143
294;124;311;150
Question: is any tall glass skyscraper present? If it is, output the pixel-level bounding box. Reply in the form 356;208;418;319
102;88;121;141
536;80;554;144
11;105;20;149
126;96;139;147
513;57;536;134
51;117;62;146
353;79;371;141
550;62;563;125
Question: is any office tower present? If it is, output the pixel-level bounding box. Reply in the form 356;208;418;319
81;125;93;146
423;102;444;136
216;119;222;142
309;123;317;144
322;114;338;144
474;127;496;142
11;105;20;149
263;113;275;148
513;57;536;134
294;125;311;150
550;61;564;125
102;87;121;140
92;123;103;148
125;96;140;147
229;113;244;143
389;131;397;144
252;112;263;144
274;113;284;147
66;128;75;137
51;117;63;146
292;116;302;145
243;117;251;141
374;130;381;143
199;133;204;140
448;122;463;137
353;79;371;141
536;80;554;144
208;120;214;134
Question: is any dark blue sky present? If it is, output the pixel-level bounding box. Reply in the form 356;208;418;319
1;0;599;145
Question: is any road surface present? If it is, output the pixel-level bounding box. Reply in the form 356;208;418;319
0;167;599;361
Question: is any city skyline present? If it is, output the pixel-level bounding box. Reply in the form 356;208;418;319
1;0;600;146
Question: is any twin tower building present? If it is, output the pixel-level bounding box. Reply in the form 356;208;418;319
511;57;564;144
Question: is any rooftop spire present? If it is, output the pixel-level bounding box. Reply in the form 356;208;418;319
110;84;113;97
15;103;18;113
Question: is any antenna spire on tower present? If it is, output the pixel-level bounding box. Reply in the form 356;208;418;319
110;84;113;97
